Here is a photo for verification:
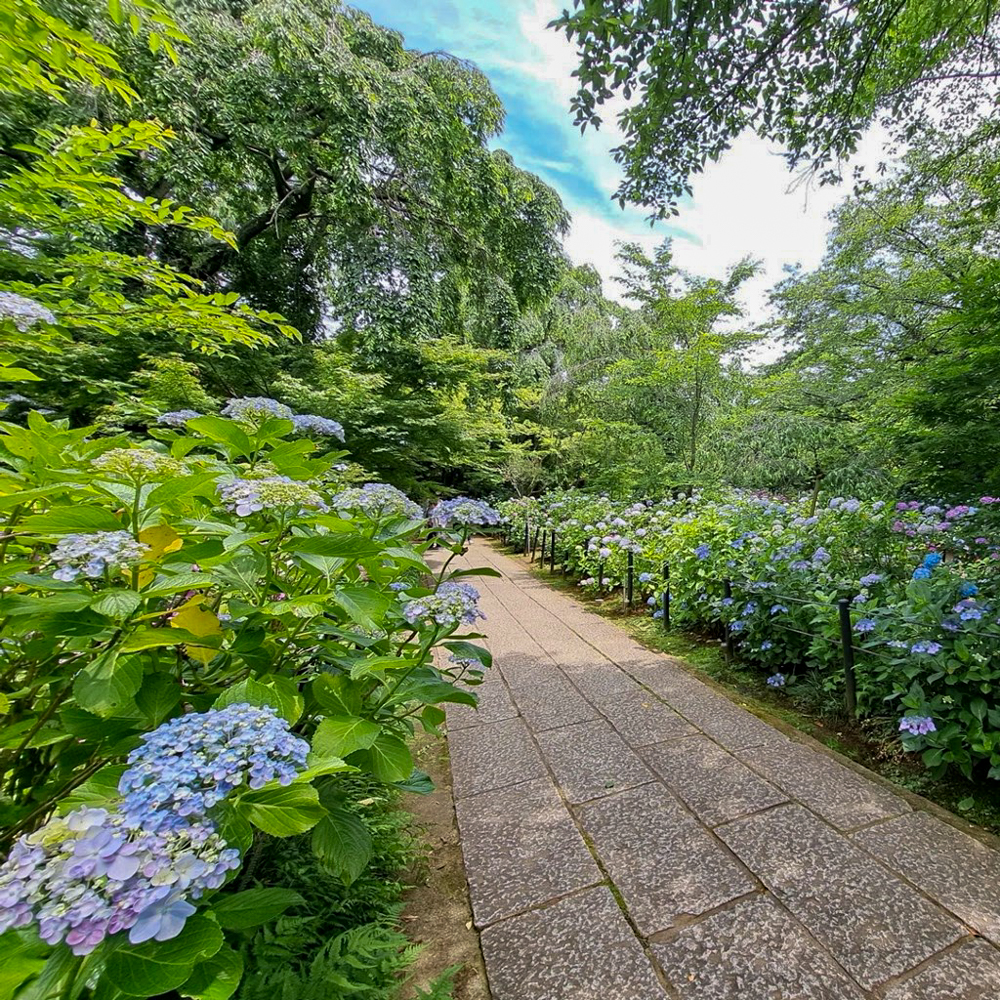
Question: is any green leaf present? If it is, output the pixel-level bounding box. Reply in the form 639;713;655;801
104;915;223;997
287;535;383;559
238;784;325;836
311;674;362;716
311;805;372;885
0;928;51;1000
181;946;243;1000
134;672;181;727
312;716;381;758
73;652;144;716
329;585;393;630
91;590;142;619
214;677;302;724
186;417;252;456
57;765;126;814
22;506;122;533
358;735;413;783
121;627;210;652
146;473;220;510
393;769;435;795
210;889;304;931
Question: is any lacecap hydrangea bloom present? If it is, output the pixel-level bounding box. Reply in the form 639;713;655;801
157;409;202;427
119;704;309;831
899;715;937;737
402;581;485;628
428;497;501;528
221;396;294;422
218;476;328;517
51;530;148;581
0;291;56;330
0;807;239;954
93;448;183;480
291;413;345;440
330;483;422;519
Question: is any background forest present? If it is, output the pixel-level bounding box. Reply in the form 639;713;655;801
6;0;1000;505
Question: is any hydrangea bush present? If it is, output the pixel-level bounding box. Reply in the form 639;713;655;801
0;407;495;998
501;489;1000;780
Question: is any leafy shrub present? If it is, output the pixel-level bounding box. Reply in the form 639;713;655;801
501;490;1000;779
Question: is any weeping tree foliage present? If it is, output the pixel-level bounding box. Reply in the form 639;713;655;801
553;0;1000;214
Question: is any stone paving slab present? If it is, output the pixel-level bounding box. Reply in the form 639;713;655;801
853;810;1000;943
536;718;656;803
455;776;601;927
717;804;963;988
596;688;697;747
641;733;788;826
882;939;1000;999
446;542;1000;999
652;894;867;999
735;739;910;830
577;782;756;935
444;676;518;731
480;887;667;1000
448;717;546;799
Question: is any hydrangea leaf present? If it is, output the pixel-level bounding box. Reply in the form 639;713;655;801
134;672;181;727
357;735;413;783
104;915;223;997
237;784;325;837
210;889;303;931
22;506;123;533
185;417;252;457
57;764;127;814
213;676;302;725
180;946;244;1000
310;805;372;885
329;585;394;631
312;716;381;759
91;590;142;620
73;652;144;716
170;598;222;665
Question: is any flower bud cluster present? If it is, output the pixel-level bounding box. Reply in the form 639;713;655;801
330;483;422;519
92;448;183;480
218;476;328;516
291;413;345;440
156;410;202;427
221;396;294;421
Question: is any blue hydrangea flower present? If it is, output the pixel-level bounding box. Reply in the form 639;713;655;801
638;572;654;584
854;618;877;634
924;552;943;568
766;673;785;687
694;543;710;560
953;599;984;621
730;620;746;633
760;640;773;650
429;497;501;528
329;483;422;519
859;573;884;586
959;581;979;597
221;397;294;422
119;705;309;831
51;531;148;582
910;641;942;655
402;581;484;629
652;609;664;620
156;410;202;427
770;604;788;615
912;567;932;580
899;715;936;737
291;413;345;440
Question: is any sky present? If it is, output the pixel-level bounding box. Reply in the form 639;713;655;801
355;0;881;328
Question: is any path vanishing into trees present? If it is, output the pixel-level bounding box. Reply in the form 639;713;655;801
446;540;1000;1000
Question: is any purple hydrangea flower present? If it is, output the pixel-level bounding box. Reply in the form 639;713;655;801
854;618;877;634
221;397;294;422
899;715;937;737
910;641;942;655
217;476;328;517
156;410;202;427
766;673;785;687
859;573;883;586
694;543;710;560
638;572;654;584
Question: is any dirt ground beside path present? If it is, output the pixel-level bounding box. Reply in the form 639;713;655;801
400;736;490;1000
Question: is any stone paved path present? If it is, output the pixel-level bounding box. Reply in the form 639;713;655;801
446;540;1000;1000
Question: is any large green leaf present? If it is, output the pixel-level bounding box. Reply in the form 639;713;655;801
180;946;243;1000
73;652;144;716
359;735;413;783
134;672;181;727
237;784;325;836
210;889;304;931
312;716;381;758
58;764;126;813
311;805;373;885
330;585;393;630
104;915;223;997
21;506;122;533
286;535;383;559
91;590;142;620
185;417;252;456
311;674;362;716
213;676;302;724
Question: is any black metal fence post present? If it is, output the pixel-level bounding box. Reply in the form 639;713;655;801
523;521;529;555
540;529;547;564
549;530;556;572
723;579;735;664
838;598;858;719
531;526;540;562
626;551;634;608
662;561;670;630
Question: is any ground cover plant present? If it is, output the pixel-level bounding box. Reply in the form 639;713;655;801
500;490;1000;781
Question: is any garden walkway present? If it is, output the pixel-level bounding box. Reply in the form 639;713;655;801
445;539;1000;1000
